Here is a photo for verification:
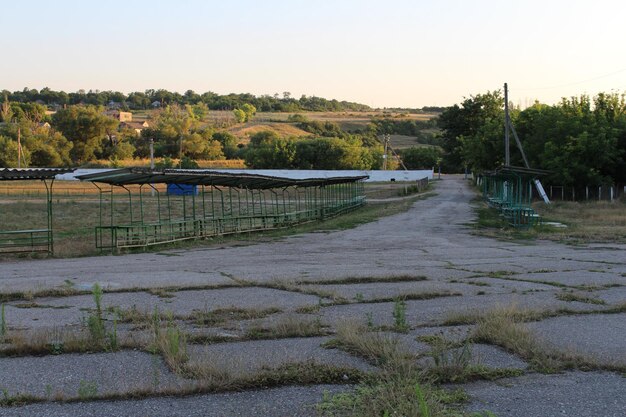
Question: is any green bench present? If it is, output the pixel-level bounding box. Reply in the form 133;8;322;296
0;229;51;253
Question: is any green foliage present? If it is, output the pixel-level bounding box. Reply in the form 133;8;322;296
370;118;436;136
438;90;503;173
212;131;238;158
245;136;296;169
51;105;118;164
440;90;626;186
393;299;408;332
244;131;383;170
0;304;6;338
415;383;431;417
0;135;23;167
297;120;345;137
87;283;105;343
155;156;174;169
233;108;247;123
287;113;308;123
77;380;98;400
180;156;199;169
233;104;256;123
3;87;373;112
400;146;443;169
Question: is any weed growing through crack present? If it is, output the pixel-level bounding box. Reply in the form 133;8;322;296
245;315;326;340
0;304;6;339
319;321;470;417
555;291;606;305
467;305;619;374
393;299;409;332
154;313;188;373
77;380;98;400
87;284;105;343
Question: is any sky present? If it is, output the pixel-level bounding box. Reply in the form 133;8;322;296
1;0;625;108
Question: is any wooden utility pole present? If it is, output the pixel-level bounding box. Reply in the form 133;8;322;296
17;127;21;168
382;134;389;170
504;83;510;166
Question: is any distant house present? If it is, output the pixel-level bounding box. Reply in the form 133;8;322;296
107;101;123;110
120;120;150;136
37;122;51;129
105;110;133;122
151;101;162;108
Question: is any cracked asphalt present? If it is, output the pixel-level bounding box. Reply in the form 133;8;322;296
1;175;625;416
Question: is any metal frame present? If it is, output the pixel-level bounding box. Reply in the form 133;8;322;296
77;169;368;251
0;168;75;254
481;166;547;228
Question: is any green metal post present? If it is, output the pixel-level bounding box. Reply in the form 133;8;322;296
139;184;145;224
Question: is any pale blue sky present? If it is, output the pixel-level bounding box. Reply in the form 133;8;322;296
1;0;625;108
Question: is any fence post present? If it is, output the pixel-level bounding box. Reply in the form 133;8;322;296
586;186;589;201
572;187;575;201
598;186;601;201
610;186;614;202
561;186;564;201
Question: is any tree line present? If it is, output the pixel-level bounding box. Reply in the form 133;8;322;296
1;88;373;112
438;90;626;186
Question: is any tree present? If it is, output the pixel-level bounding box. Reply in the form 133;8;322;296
0;95;13;123
233;104;256;123
51;106;118;164
245;135;296;168
212;131;238;158
233;108;247;123
438;91;503;172
0;135;25;167
400;146;443;169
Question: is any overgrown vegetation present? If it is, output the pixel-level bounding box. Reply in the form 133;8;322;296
471;198;626;244
320;321;504;416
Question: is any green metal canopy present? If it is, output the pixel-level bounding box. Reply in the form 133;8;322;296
0;168;75;181
76;168;369;189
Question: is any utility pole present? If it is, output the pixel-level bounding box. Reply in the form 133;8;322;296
504;83;510;166
149;138;155;169
382;133;390;170
150;138;155;196
17;127;21;168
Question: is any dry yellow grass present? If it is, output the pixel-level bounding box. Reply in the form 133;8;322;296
534;200;626;242
227;123;311;142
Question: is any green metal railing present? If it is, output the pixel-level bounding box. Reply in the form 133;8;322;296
482;170;540;228
0;178;55;254
94;181;366;250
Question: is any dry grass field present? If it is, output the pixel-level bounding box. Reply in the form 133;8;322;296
473;198;626;244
